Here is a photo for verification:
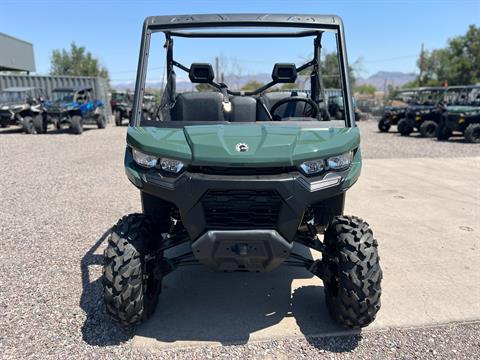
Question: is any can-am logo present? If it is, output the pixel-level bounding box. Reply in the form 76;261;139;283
235;143;249;152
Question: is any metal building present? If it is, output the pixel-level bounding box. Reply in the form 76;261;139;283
0;74;112;119
0;33;36;72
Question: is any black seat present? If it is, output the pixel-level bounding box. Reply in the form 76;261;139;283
229;96;257;122
256;91;307;121
171;92;225;122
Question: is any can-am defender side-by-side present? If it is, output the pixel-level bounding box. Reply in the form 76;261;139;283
0;87;46;133
397;87;446;137
377;89;417;132
111;90;134;126
437;85;480;143
142;93;157;120
102;14;382;329
38;87;106;134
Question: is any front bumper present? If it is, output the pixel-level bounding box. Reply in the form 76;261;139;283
124;148;361;242
0;110;17;126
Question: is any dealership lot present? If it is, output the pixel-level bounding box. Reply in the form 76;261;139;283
0;120;479;359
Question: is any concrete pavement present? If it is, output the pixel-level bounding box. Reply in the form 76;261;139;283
133;156;480;350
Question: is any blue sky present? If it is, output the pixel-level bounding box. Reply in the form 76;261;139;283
1;0;478;84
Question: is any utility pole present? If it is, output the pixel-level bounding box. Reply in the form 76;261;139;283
215;56;223;83
419;43;425;86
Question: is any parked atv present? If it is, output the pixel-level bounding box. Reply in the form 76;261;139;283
111;90;134;126
327;91;362;121
397;87;446;137
0;87;46;134
142;93;157;120
378;89;417;132
102;14;382;330
39;87;106;134
437;85;480;143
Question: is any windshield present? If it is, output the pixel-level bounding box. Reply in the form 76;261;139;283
414;90;444;106
393;91;416;104
136;24;351;127
112;92;132;101
0;90;28;103
51;91;74;103
468;88;480;105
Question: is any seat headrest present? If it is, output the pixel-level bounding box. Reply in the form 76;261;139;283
272;63;297;83
189;63;215;83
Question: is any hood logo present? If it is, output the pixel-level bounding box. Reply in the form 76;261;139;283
235;143;249;152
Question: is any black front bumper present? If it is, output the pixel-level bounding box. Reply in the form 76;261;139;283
125;150;357;243
0;111;17;126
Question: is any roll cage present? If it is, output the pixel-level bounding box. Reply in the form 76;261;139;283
132;14;354;127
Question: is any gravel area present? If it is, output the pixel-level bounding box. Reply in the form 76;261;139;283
0;122;479;359
359;119;480;159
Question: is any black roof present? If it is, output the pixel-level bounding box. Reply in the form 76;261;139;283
52;86;92;92
144;13;343;33
2;86;37;92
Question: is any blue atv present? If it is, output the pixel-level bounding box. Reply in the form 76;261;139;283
37;86;106;134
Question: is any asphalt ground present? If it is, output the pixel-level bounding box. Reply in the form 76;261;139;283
0;120;479;359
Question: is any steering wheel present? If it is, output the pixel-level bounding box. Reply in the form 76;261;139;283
270;96;320;120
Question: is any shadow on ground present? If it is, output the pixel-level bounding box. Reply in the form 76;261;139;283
0;125;98;135
80;229;360;351
80;228;134;346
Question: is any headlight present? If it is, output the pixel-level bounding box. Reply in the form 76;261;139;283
299;159;325;175
159;157;185;173
132;148;158;168
299;151;353;175
326;151;353;171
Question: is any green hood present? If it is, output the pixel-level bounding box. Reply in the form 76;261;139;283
127;124;360;167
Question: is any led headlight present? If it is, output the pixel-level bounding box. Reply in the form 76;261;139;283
299;159;325;175
326;151;353;171
160;157;185;173
132;148;158;168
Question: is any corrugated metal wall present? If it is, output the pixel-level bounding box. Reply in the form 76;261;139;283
0;74;111;120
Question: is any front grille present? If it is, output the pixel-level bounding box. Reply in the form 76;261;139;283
202;189;282;229
189;166;295;175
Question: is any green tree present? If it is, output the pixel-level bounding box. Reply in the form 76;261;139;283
415;25;480;86
241;80;264;91
355;84;376;95
50;42;109;79
195;83;215;92
280;82;299;90
300;52;356;89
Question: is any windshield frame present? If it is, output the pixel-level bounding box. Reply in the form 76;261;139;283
51;90;75;103
132;14;354;128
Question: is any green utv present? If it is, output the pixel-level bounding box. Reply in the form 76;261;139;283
397;87;446;137
437;85;480;143
111;90;134;126
377;89;417;132
103;14;382;329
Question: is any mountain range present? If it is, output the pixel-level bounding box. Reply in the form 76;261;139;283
112;71;417;91
356;71;417;90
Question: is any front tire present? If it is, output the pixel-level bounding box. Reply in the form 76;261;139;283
419;120;437;138
464;123;480;143
103;214;162;325
378;117;391;132
96;114;106;129
397;119;413;136
70;115;83;134
33;115;47;134
23;116;36;134
114;110;122;126
436;121;452;141
322;216;382;328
